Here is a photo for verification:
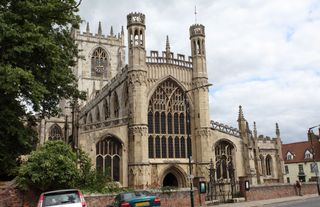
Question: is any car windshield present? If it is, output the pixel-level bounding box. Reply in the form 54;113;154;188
122;191;152;200
43;191;80;206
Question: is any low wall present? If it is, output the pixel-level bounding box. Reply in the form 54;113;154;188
85;189;206;207
245;182;318;201
0;183;205;207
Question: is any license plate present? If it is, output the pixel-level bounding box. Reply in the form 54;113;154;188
135;201;150;206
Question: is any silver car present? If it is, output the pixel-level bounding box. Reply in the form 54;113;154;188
37;189;87;207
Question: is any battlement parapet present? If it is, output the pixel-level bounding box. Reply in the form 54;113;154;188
210;120;240;137
258;135;277;143
73;27;124;45
127;12;145;27
146;50;193;68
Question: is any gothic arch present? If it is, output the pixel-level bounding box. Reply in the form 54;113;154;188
214;139;236;180
147;77;192;159
160;165;187;187
147;76;194;110
95;134;124;182
48;124;63;141
90;46;111;77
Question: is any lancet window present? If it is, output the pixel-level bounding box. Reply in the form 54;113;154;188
96;137;122;182
148;79;191;159
266;155;272;176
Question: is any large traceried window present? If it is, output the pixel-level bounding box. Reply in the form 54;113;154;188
215;140;235;180
49;124;63;141
148;79;191;159
96;137;122;182
91;47;108;77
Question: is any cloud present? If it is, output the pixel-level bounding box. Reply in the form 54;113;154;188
79;0;320;143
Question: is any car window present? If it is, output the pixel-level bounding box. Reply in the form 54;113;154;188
44;192;80;206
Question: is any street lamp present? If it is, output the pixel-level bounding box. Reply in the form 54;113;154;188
184;83;212;207
308;124;320;196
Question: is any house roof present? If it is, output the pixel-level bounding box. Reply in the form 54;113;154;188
282;138;320;164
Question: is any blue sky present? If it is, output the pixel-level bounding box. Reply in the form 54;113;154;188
78;0;320;143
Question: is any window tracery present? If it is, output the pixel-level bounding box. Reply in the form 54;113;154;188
49;124;63;141
96;137;122;182
215;140;234;180
91;47;108;77
147;79;191;159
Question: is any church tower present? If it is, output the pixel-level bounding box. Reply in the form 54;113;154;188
126;12;149;187
189;24;211;172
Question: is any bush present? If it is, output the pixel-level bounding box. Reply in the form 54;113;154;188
17;140;78;191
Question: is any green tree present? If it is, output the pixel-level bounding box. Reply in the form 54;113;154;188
0;0;85;178
17;140;78;191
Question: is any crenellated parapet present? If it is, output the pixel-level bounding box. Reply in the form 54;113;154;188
73;21;125;47
257;135;277;143
127;12;145;28
210;120;240;137
146;50;193;68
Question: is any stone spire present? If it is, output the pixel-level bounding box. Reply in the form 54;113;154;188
253;121;257;138
121;26;124;35
86;22;90;33
276;123;280;138
237;105;246;121
110;26;114;36
98;21;102;35
165;35;171;59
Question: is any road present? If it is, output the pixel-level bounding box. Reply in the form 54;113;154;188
264;196;320;207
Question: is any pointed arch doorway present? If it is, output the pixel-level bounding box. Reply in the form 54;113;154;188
161;166;186;188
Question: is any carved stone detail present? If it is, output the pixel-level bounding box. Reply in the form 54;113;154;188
128;71;147;87
129;125;148;137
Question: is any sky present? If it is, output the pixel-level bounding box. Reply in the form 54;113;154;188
78;0;320;143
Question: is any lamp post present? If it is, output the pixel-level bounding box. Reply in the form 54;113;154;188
184;83;212;207
308;124;320;196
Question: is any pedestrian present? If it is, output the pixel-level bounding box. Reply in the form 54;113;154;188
295;180;302;196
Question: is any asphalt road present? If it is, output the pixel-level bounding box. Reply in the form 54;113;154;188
264;196;320;207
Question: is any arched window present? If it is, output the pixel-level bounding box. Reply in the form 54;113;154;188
104;99;110;120
266;155;272;176
215;140;235;180
96;107;100;122
260;155;266;176
49;124;63;140
147;79;191;159
148;112;153;133
174;137;180;158
148;136;154;158
91;47;108;77
162;136;167;158
155;136;161;158
113;92;119;118
168;136;173;158
96;136;122;182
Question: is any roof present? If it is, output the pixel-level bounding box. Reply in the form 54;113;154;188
282;138;320;164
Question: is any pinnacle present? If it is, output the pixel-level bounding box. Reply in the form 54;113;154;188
238;105;246;121
98;21;102;35
86;22;90;33
110;26;114;36
166;35;170;51
276;123;280;137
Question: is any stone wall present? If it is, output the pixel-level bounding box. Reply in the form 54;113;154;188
245;182;318;201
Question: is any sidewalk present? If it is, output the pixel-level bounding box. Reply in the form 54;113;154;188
213;194;318;207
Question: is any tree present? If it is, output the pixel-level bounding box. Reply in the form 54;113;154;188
0;0;85;178
17;140;78;191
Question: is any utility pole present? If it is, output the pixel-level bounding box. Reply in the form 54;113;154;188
308;124;320;196
184;83;212;207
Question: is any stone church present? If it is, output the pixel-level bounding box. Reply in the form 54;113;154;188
38;12;284;190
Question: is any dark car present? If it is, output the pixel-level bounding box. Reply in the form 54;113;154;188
107;191;161;207
37;189;88;207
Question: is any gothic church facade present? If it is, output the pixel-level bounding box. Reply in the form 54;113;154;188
38;12;284;189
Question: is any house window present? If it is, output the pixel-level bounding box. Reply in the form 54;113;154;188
286;152;293;160
305;150;312;159
298;164;304;173
285;165;289;174
310;163;317;173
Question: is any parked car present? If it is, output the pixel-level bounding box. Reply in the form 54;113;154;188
107;191;161;207
37;189;87;207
